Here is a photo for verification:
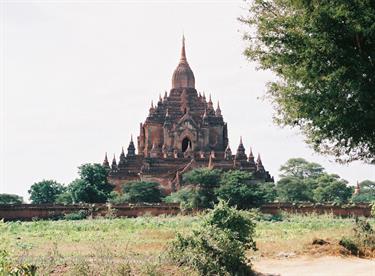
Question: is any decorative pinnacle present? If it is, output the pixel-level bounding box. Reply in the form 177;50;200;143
180;35;187;62
257;153;262;164
130;134;133;142
151;100;154;108
159;94;162;102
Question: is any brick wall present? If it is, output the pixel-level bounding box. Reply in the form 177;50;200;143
0;202;371;221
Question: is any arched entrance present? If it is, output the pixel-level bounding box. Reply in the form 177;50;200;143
181;137;191;152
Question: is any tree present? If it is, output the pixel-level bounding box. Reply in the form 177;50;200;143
182;168;222;208
241;0;375;163
352;180;375;202
0;194;23;204
279;158;324;179
276;176;314;202
28;180;66;204
312;174;352;203
122;181;163;203
215;170;270;208
164;186;204;210
69;163;113;203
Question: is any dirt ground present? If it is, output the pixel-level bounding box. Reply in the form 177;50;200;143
253;256;375;276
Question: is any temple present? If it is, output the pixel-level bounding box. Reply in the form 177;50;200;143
103;36;273;193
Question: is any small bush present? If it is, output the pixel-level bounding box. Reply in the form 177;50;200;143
64;210;88;220
168;201;256;275
340;218;375;257
339;237;360;255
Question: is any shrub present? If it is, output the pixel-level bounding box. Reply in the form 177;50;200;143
64;210;88;220
168;201;256;275
340;218;375;257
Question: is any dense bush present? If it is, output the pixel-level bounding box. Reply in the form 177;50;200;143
64;210;89;220
168;201;256;275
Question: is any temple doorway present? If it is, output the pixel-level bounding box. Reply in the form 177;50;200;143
182;137;191;152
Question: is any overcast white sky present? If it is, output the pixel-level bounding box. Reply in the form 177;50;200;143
1;0;374;200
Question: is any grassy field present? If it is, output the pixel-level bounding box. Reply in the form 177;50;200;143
0;213;372;275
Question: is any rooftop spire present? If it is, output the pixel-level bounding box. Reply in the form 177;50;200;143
180;35;187;62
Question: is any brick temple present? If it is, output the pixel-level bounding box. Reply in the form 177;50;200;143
103;37;273;193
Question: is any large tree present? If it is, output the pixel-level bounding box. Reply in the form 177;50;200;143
69;164;113;203
216;170;274;208
241;0;375;163
28;180;66;204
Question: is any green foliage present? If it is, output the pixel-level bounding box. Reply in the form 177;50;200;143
202;200;257;250
122;181;163;203
371;202;375;217
69;164;113;203
63;210;88;221
216;171;271;208
183;168;222;188
54;192;73;204
28;180;66;204
276;158;352;203
168;201;255;275
279;158;324;179
182;168;222;208
0;194;23;205
352;180;375;203
164;187;204;210
241;0;375;162
340;218;375;256
169;169;276;209
276;176;314;202
313;174;352;204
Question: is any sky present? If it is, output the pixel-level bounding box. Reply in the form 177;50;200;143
1;0;374;200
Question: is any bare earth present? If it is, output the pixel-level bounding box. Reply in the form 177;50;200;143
253;256;375;276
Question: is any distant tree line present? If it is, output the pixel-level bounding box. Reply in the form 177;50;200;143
1;158;373;206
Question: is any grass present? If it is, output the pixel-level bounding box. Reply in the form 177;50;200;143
0;213;373;275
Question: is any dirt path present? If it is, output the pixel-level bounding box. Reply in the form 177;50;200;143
253;256;375;276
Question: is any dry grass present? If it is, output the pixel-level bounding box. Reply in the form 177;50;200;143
0;213;373;275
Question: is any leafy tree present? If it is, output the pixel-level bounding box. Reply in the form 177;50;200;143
352;180;375;203
54;191;73;204
241;0;375;163
215;170;270;208
28;180;66;204
69;163;113;203
164;186;204;210
279;158;324;179
122;181;163;203
0;194;23;204
276;176;314;202
182;168;222;208
313;174;352;203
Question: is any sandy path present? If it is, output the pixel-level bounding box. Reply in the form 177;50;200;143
253;256;375;276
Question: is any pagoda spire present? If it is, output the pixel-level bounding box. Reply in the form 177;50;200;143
111;154;118;170
127;135;136;157
248;147;255;165
180;34;187;62
215;101;222;116
103;152;110;169
235;136;247;160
